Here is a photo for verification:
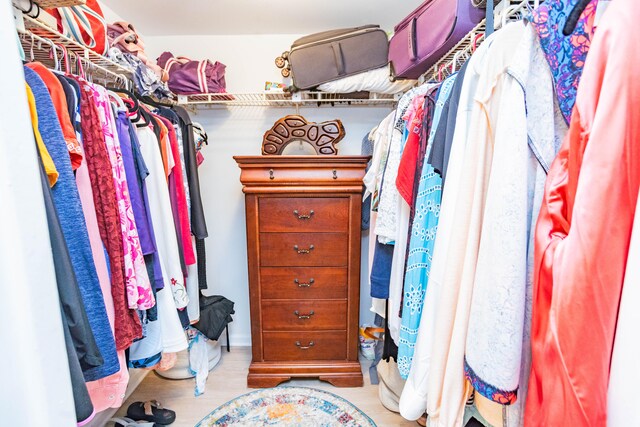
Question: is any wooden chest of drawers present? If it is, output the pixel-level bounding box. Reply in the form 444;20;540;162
235;155;368;388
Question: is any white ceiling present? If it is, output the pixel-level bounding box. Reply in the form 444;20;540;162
102;0;420;36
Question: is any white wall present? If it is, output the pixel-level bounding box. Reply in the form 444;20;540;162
143;34;393;346
1;1;75;424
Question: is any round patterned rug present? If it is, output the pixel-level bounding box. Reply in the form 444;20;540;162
195;386;377;427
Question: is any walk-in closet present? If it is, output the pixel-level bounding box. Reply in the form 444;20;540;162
2;0;636;425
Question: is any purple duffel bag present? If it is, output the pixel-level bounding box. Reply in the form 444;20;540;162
389;0;485;79
157;51;227;95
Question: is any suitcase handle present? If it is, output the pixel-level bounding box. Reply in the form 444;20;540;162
331;42;346;76
408;17;417;62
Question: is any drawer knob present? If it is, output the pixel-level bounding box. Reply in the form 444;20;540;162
293;209;314;220
269;169;274;180
294;310;315;320
293;244;314;254
294;278;315;288
295;341;315;350
332;169;338;179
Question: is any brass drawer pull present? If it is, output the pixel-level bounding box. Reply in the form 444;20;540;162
293;209;314;220
294;278;315;288
295;341;315;350
293;244;314;254
294;310;315;320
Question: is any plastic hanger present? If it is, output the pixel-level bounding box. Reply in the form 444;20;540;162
451;50;466;73
471;33;484;53
108;89;127;111
44;38;60;71
56;43;71;75
139;95;174;110
109;87;151;127
29;33;35;62
563;0;591;35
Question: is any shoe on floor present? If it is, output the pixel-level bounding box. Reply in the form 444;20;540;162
110;416;156;427
126;400;176;425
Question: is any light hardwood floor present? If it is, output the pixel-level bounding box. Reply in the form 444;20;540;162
115;347;417;427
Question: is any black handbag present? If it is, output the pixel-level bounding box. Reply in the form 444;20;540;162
194;295;235;341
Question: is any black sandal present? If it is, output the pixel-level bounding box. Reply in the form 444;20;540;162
126;400;176;425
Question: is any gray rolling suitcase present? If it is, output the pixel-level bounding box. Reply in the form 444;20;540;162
275;25;389;90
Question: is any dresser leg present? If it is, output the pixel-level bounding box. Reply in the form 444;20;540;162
319;374;364;388
247;375;292;388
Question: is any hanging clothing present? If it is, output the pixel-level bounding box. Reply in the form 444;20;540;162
172;106;208;240
375;85;432;244
363;111;395;208
370;241;394;299
36;141;94;425
398;26;497;421
532;0;599;124
526;0;640;424
115;108;161;324
137;125;189;310
116;111;157;265
464;22;567;427
128;118;165;292
395;94;427;206
72;76;142;350
24;67;119;382
156;113;195;267
397;74;456;380
429;61;469;189
76;138;131;412
93;85;155;311
53;73;77;128
35;146;102;371
134;125;188;353
26;84;58;186
128;310;163;369
26;62;83;170
426;22;527;427
387;83;439;345
186;238;200;323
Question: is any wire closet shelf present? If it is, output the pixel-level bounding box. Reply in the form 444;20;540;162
423;0;540;82
177;91;397;108
33;0;86;8
18;14;132;86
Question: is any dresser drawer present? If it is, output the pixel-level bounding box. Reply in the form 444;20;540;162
263;331;347;361
260;232;348;267
262;300;347;331
260;267;348;300
258;197;349;233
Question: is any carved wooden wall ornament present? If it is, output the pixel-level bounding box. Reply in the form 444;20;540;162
262;115;345;155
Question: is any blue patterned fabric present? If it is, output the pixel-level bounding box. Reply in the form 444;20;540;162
397;74;457;379
533;0;599;124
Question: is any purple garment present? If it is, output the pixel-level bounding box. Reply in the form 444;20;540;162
117;111;164;291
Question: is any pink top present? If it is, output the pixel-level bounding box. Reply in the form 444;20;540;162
75;134;130;412
92;85;155;310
